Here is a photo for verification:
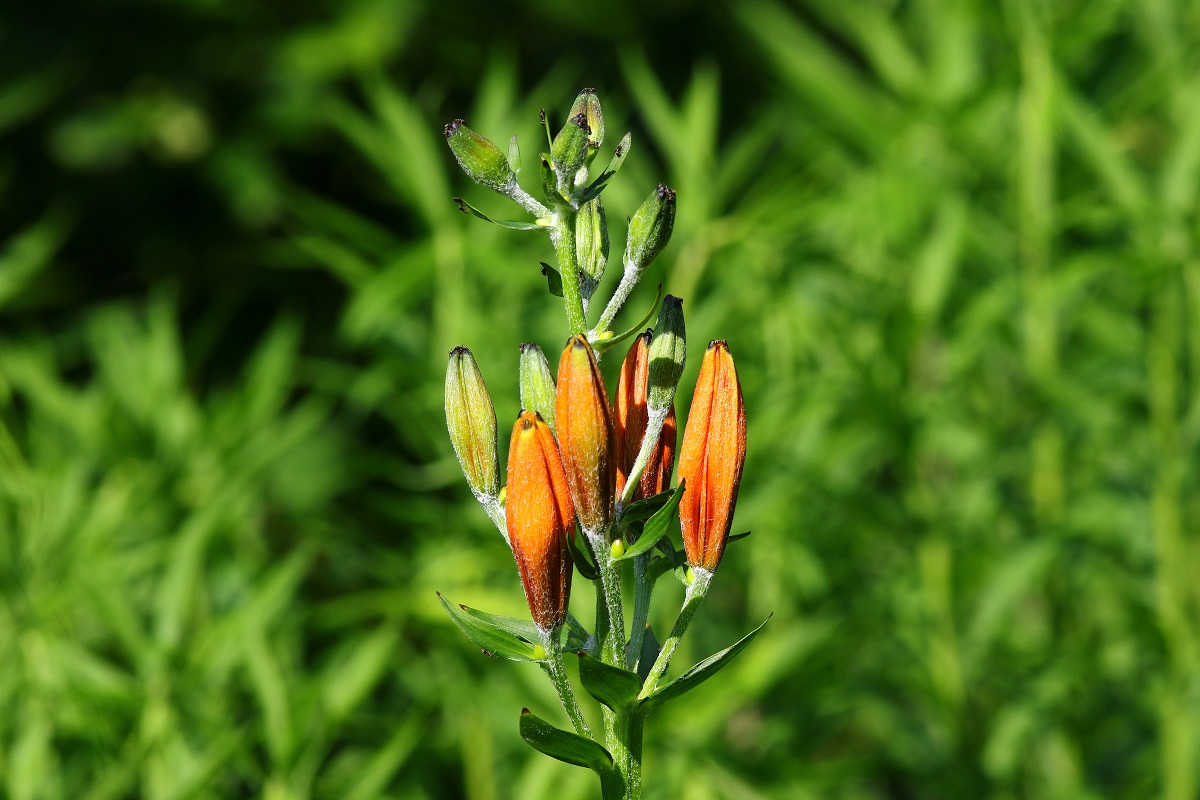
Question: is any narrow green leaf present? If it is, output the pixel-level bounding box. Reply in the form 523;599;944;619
436;592;541;661
637;624;660;683
640;614;771;711
580;131;632;203
566;530;600;580
591;283;663;354
576;652;641;710
452;197;542;231
540;262;565;298
519;709;614;770
618;488;676;527
613;480;685;561
451;603;541;644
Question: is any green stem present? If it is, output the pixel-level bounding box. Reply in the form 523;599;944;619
627;553;652;671
539;627;591;738
639;568;712;700
594;257;643;337
552;210;588;335
586;528;626;667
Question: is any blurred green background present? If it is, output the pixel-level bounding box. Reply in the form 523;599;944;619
3;0;1200;797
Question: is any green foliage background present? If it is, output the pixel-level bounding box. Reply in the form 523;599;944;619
3;1;1200;797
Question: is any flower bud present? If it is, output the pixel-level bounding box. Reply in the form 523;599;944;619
507;411;575;631
444;119;516;193
568;88;605;157
519;343;557;435
613;332;677;501
551;113;590;194
647;294;685;413
445;346;499;499
555;335;615;533
575;195;609;301
624;184;676;272
678;341;746;572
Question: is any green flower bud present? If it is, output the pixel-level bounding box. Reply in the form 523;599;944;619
445;346;500;499
444;119;515;193
568;88;605;157
575;195;609;302
519;343;557;435
647;295;685;412
551;113;590;196
625;184;676;272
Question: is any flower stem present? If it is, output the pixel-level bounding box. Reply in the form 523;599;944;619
539;627;591;738
639;568;712;700
552;209;588;335
586;528;627;667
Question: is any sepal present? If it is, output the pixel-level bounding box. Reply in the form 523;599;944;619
565;526;600;580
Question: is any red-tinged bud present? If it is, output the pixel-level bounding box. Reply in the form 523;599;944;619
614;332;677;500
678;341;746;572
506;411;575;631
555;335;615;533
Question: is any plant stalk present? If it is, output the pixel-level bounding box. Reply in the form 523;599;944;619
551;209;588;335
539;627;591;738
639;568;712;700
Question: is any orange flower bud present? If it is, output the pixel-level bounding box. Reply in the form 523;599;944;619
678;340;746;572
554;335;615;533
614;332;677;501
506;411;575;631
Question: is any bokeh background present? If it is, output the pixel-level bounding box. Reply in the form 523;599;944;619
4;0;1200;798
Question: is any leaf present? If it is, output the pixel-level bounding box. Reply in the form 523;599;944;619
619;488;676;526
637;624;660;683
640;614;772;711
519;709;614;770
436;592;541;661
540;263;565;298
576;653;641;710
613;480;685;561
454;603;542;644
580;131;632;203
591;283;663;354
566;530;600;580
452;197;542;231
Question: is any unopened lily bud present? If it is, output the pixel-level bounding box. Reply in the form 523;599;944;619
519;343;557;435
445;346;500;499
678;341;746;572
552;113;590;193
568;88;605;157
625;184;676;272
555;335;615;533
507;411;575;631
575;195;609;299
444;120;515;193
647;294;685;412
613;332;676;500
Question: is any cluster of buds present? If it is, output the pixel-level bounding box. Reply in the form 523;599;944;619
438;88;761;799
444;327;746;630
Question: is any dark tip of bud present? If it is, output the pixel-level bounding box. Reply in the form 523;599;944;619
581;87;596;95
656;183;676;202
707;339;728;350
448;345;471;358
444;119;465;137
521;417;534;431
570;335;589;350
641;329;653;342
519;342;538;353
571;112;591;134
539;109;547;125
